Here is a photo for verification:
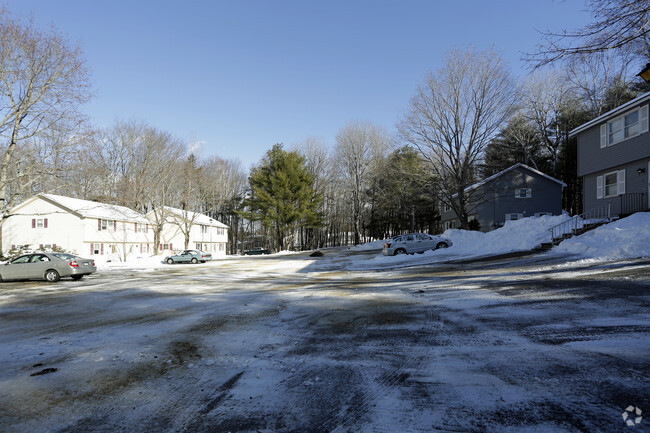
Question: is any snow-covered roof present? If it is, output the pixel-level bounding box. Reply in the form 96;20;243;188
162;206;229;228
19;193;150;223
569;91;650;137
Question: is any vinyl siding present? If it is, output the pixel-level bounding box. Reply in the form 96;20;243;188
440;166;564;232
583;159;650;214
577;107;650;177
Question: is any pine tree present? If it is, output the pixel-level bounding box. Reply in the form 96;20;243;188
242;144;322;251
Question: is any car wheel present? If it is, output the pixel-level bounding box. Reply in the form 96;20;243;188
394;248;407;255
167;258;174;264
71;275;83;281
191;258;198;264
436;242;449;249
44;269;60;282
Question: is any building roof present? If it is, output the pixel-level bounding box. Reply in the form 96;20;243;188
464;163;566;194
160;206;229;228
10;194;150;223
569;91;650;137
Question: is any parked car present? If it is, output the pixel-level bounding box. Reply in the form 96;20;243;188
165;250;212;264
382;233;452;256
0;252;96;282
242;247;272;255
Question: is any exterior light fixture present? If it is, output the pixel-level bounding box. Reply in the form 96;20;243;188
637;63;650;82
638;167;646;175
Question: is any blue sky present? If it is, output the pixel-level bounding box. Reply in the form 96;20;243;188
7;0;591;168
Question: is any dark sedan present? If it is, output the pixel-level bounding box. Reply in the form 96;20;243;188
0;252;96;282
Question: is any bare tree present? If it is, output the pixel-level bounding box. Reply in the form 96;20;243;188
334;121;390;245
0;11;91;213
527;0;650;67
398;47;515;229
293;137;332;248
520;70;571;177
200;155;248;254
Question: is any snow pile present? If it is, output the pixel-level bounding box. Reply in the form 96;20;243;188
442;214;567;256
554;212;650;260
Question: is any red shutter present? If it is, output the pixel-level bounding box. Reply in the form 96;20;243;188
170;243;173;250
159;243;162;251
39;244;43;249
32;219;36;228
114;220;117;231
44;218;48;228
53;244;56;249
90;243;94;255
135;223;138;232
100;243;104;255
98;219;102;231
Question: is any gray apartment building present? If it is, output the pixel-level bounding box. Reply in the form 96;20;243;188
440;163;566;232
570;91;650;217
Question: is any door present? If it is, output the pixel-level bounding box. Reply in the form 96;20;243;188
26;254;51;279
1;255;32;280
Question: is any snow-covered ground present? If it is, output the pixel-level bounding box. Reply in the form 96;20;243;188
0;213;648;432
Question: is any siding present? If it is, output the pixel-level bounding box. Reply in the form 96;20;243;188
583;159;650;214
441;166;564;232
577;106;650;177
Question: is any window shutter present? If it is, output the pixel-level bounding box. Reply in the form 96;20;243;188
44;218;48;228
641;105;649;133
596;175;603;199
600;124;607;148
53;244;56;249
101;243;104;255
90;243;94;255
617;169;626;195
98;219;102;231
39;244;43;249
135;223;138;232
170;243;173;250
32;218;36;228
114;220;117;231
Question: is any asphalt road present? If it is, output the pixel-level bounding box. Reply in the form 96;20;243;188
0;250;649;432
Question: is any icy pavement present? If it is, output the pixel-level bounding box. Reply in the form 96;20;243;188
1;247;649;432
1;214;649;432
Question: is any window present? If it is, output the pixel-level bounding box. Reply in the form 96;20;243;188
535;212;552;217
601;105;648;147
514;188;532;198
201;225;208;234
31;218;48;228
442;220;456;231
596;170;625;199
505;213;524;221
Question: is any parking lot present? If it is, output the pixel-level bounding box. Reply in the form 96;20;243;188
1;249;649;432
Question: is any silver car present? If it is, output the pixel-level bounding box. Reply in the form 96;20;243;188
382;233;452;256
0;252;96;282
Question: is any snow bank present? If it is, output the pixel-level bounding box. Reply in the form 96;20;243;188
553;212;650;260
442;214;568;256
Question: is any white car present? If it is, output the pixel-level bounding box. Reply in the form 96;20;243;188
382;233;452;256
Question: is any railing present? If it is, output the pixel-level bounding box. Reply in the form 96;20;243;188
620;192;647;215
549;202;613;243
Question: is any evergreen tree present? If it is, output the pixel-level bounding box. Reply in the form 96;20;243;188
368;147;438;237
242;144;322;251
483;114;545;177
